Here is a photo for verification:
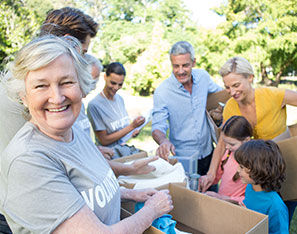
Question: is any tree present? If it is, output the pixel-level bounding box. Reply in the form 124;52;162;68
213;0;297;86
0;0;52;69
93;0;194;95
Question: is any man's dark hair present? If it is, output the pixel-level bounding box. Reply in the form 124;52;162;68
40;7;98;44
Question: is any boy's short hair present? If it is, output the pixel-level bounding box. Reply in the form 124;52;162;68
234;140;286;192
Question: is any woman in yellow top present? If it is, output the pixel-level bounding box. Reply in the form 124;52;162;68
199;56;297;192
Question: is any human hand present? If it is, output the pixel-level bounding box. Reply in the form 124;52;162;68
131;116;145;128
198;173;215;193
156;140;175;161
129;188;158;202
98;146;115;160
130;156;158;175
144;189;173;219
132;129;140;137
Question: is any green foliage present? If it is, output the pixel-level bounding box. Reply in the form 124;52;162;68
0;0;52;68
213;0;297;86
1;0;296;93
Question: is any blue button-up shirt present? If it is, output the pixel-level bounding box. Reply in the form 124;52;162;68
152;69;222;159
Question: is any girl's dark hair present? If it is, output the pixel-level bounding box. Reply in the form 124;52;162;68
106;62;126;76
234;140;286;192
221;116;253;181
40;7;98;44
222;115;253;140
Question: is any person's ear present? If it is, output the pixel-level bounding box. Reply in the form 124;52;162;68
248;75;254;83
192;58;196;67
21;95;28;108
244;136;251;142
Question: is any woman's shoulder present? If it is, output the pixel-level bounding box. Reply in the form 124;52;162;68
2;123;46;173
255;87;285;103
256;86;285;96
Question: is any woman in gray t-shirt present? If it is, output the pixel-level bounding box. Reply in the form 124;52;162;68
0;36;173;234
87;62;145;152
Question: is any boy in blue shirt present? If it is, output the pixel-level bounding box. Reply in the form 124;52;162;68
234;140;289;234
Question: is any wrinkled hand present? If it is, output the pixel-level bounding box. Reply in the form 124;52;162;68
130;188;158;202
131;116;145;128
144;189;173;219
98;146;115;160
156;140;175;161
198;173;215;193
130;156;158;175
132;129;140;138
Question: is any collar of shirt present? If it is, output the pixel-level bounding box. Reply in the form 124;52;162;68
170;72;198;91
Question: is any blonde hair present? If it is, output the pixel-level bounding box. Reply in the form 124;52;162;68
3;35;95;117
219;57;254;78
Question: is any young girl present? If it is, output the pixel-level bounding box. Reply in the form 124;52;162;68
235;140;289;234
205;116;252;204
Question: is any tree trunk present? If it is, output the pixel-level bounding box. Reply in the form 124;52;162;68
274;71;283;87
259;62;272;85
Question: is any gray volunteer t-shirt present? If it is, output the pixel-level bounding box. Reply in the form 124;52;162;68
87;93;130;147
76;103;92;136
0;82;26;154
0;122;121;234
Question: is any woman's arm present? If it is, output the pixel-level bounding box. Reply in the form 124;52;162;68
282;89;297;108
95;116;145;146
199;135;225;192
53;190;173;234
108;156;158;177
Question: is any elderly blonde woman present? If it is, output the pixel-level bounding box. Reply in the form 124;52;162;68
0;36;173;234
199;56;297;192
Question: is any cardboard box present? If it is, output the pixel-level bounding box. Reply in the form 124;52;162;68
289;123;297;137
277;135;297;201
206;90;231;143
121;183;268;234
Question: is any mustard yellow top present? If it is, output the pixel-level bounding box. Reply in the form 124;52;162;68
223;87;286;140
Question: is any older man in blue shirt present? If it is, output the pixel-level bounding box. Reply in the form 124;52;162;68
152;41;222;176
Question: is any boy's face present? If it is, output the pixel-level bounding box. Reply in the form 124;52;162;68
237;165;254;184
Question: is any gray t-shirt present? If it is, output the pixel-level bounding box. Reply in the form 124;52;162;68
87;93;130;147
0;82;26;154
76;103;92;136
0;122;121;234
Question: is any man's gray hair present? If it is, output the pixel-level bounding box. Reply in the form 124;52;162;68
83;54;103;72
169;41;195;61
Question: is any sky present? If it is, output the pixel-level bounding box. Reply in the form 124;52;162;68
183;0;226;29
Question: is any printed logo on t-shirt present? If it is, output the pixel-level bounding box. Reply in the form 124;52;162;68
80;168;119;211
110;116;130;132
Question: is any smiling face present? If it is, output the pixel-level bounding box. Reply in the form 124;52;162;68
170;53;195;86
103;73;125;99
223;73;253;102
22;54;82;141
